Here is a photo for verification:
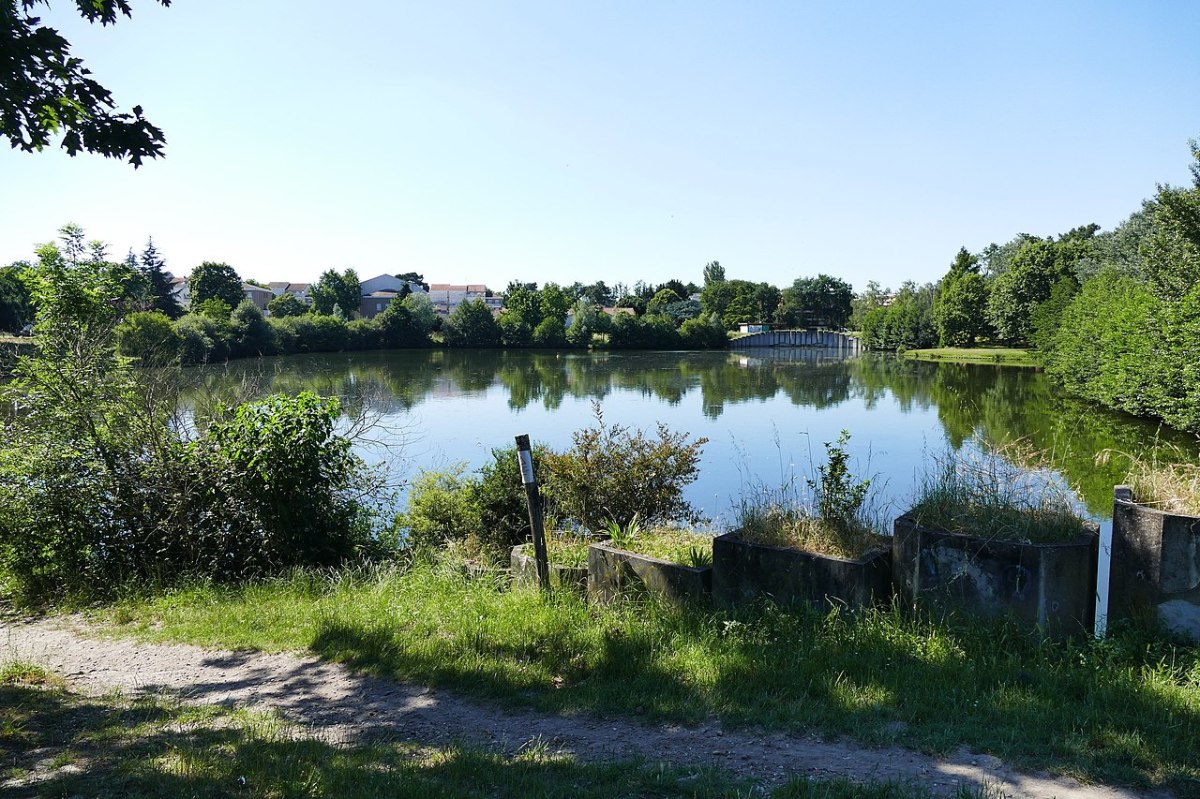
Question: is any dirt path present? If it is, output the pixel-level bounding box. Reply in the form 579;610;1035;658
0;616;1173;799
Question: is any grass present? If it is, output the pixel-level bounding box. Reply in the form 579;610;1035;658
909;444;1090;544
0;662;995;799
1099;447;1200;516
901;347;1037;366
87;563;1200;795
736;509;887;560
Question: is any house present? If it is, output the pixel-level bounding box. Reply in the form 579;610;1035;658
243;284;273;310
738;323;771;334
427;284;498;315
268;282;312;304
169;275;189;308
359;290;403;319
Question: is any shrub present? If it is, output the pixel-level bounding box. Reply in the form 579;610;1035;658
396;444;549;560
115;310;180;364
175;312;231;364
542;403;706;530
230;300;277;357
397;466;483;555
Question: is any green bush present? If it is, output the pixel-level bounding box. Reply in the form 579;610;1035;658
115;310;180;364
397;466;483;555
175;312;231;364
542;404;706;529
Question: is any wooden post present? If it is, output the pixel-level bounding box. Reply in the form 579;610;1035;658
515;434;550;592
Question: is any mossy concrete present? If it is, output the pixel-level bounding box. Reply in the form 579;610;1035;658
510;544;588;593
712;532;892;610
586;541;712;605
1109;486;1200;642
892;513;1099;637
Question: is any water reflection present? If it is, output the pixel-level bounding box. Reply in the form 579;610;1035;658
187;350;1198;519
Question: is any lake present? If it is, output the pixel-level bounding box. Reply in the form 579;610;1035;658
186;348;1195;525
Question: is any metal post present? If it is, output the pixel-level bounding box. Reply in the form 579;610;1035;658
515;434;550;592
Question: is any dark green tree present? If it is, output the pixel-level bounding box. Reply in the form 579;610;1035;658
311;268;361;318
0;263;32;333
442;298;500;347
776;275;853;328
1;0;169;165
188;262;244;309
702;260;726;286
267;292;308;318
138;239;182;318
933;248;990;346
395;271;429;291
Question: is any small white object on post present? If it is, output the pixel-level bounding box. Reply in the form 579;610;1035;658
515;434;550;591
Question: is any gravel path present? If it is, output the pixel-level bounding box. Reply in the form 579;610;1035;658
0;616;1174;799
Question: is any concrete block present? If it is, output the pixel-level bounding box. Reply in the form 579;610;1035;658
587;541;712;605
712;532;892;610
510;544;587;593
892;513;1099;637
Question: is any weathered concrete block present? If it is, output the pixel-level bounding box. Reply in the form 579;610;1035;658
712;532;892;610
892;513;1099;636
587;541;712;605
1109;487;1200;642
510;544;587;593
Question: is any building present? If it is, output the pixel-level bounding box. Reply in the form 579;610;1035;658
427;284;499;315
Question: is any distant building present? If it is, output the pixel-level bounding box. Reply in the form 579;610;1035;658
428;284;498;315
738;323;771;334
243;284;273;310
268;282;312;304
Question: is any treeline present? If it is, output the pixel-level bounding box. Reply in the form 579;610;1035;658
857;137;1200;434
4;228;864;361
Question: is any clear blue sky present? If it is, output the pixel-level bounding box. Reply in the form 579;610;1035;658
2;1;1198;290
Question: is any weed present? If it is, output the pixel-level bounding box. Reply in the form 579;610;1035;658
912;441;1089;543
1097;445;1200;516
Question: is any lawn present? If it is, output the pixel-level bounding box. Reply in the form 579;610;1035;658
90;562;1200;795
901;348;1037;366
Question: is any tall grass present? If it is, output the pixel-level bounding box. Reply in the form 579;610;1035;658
736;431;889;559
910;441;1089;543
97;561;1200;792
1098;445;1200;516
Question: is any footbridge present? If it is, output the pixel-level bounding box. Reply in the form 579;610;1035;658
730;329;862;354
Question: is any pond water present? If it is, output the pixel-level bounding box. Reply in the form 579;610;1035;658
186;348;1195;525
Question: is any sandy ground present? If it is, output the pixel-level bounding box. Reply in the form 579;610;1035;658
0;615;1176;799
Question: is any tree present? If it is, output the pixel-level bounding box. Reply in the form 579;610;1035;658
935;271;990;346
933;248;990;346
395;271;429;291
0;263;32;333
138;239;182;318
703;260;726;286
776;275;853;328
987;231;1092;345
401;291;436;335
115;309;179;363
188;262;244;309
579;281;613;307
267;292;307;318
311;269;361;317
566;298;600;347
442;298;500;347
230;300;275;357
1;0;169;166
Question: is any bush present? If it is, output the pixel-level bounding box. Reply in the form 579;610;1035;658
542;403;706;530
115;310;180;364
230;300;276;357
397;466;483;555
396;444;549;560
175;312;231;364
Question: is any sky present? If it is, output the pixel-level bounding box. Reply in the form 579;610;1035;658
2;1;1199;291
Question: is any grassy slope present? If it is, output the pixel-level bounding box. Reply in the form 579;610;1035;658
0;661;989;799
901;347;1037;366
90;565;1200;795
